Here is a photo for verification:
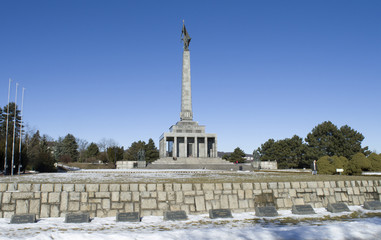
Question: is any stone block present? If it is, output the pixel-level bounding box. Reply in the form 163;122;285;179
139;184;147;191
81;192;88;203
158;202;169;210
15;200;29;214
121;184;129;191
268;182;277;189
100;184;109;192
50;205;60;217
86;184;99;192
164;183;173;191
40;204;50;218
18;184;32;192
70;192;81;201
13;192;34;199
307;182;318;188
111;192;119;202
205;191;214;200
158;191;167;201
54;184;62;192
29;199;40;214
181;184;192;191
120;192;132;202
147;184;156;191
102;199;110;209
238;190;245;199
0;183;7;191
141;199;157;209
63;184;75;192
167;192;175;201
95;192;111;198
176;192;184;203
2;192;11;203
215;183;223;190
173;183;181;191
170;205;181;211
223;183;232;190
132;192;140;202
241;183;252;190
239;200;249;209
141;191;150;198
276;198;284;208
2;204;15;211
202;183;214;190
80;203;90;211
41;193;48;203
124;203;134;212
233;183;241;190
291;182;300;189
195;196;206;211
7;183;16;191
60;192;68;211
184;196;194;204
32;184;41;192
194;184;202;191
253;183;261;190
109;184;120;192
75;184;85;192
245;190;253;199
228;195;239;209
156;184;163;191
293;198;305;205
68;202;80;211
48;192;61;203
112;202;124;209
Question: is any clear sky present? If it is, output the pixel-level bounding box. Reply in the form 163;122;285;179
1;0;380;154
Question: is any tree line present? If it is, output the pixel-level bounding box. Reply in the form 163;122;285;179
256;121;380;175
0;103;159;173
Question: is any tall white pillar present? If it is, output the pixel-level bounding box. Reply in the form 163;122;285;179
180;50;193;121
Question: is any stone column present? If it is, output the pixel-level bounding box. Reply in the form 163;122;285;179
180;50;193;121
185;137;188;157
204;137;208;158
193;137;197;158
174;137;177;158
214;137;218;158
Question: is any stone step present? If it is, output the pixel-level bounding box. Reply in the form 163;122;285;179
151;157;233;165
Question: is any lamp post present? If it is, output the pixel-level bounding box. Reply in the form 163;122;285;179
3;78;12;175
18;88;25;175
11;83;18;176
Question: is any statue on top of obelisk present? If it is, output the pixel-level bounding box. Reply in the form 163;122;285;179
181;20;191;51
180;21;193;121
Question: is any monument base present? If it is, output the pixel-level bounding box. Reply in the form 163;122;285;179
147;157;253;171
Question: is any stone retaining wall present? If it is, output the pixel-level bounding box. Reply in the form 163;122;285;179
1;180;380;218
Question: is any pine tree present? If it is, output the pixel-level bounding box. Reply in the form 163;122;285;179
145;138;159;164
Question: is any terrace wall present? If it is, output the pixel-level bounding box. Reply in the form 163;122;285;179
0;180;380;218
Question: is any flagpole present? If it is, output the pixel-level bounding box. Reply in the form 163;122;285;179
18;88;25;175
3;78;12;175
11;83;18;176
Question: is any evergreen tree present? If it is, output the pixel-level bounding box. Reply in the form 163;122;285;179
257;135;308;169
86;142;100;158
106;146;124;164
60;134;79;162
145;138;159;164
229;147;246;163
124;140;146;161
368;153;381;171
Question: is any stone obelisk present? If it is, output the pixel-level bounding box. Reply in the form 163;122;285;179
180;22;192;121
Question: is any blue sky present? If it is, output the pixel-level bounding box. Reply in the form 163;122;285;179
1;0;380;153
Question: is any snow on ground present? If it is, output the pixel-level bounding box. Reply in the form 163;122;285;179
0;170;273;184
1;206;380;240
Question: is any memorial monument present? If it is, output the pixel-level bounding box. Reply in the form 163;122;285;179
149;22;232;169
